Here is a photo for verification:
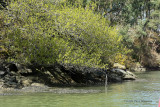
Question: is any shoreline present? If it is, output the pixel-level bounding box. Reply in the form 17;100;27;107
1;61;158;90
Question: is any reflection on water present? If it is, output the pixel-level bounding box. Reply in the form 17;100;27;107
0;71;160;107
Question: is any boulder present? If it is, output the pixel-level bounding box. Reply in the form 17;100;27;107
2;70;22;88
123;71;136;80
30;63;136;85
107;69;124;82
107;69;136;82
60;64;107;85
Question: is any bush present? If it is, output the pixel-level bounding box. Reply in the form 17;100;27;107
1;0;129;67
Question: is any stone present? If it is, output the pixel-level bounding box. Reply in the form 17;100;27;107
108;72;123;82
61;64;107;84
19;69;33;75
123;71;136;80
31;83;45;87
9;76;17;82
108;69;125;82
3;80;18;88
107;68;136;82
21;79;32;87
111;69;126;76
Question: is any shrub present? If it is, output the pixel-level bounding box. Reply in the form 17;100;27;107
1;0;129;67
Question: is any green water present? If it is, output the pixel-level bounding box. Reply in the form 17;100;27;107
0;71;160;107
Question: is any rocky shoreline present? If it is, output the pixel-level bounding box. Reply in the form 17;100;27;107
0;62;136;90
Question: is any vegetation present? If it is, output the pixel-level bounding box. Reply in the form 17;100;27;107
0;0;129;68
80;0;160;68
0;0;159;69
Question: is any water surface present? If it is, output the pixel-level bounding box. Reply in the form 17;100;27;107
0;71;160;107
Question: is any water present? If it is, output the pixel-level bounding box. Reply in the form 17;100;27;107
0;71;160;107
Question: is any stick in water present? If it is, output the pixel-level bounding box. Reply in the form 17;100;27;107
105;74;108;87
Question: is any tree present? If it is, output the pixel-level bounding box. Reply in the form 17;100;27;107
1;0;128;68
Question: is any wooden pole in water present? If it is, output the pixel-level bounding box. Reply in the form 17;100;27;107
105;74;108;87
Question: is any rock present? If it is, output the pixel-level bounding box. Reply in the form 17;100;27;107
60;64;107;85
0;70;7;77
0;62;34;89
19;69;33;75
107;72;123;82
107;69;136;82
113;63;126;70
123;71;136;80
112;68;127;75
107;69;124;82
21;79;32;87
31;83;45;87
0;63;6;71
0;61;137;88
15;63;24;71
3;76;18;88
2;70;23;89
16;64;33;74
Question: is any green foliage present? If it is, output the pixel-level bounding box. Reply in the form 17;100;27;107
66;0;160;67
0;45;8;60
1;0;59;64
1;0;129;68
